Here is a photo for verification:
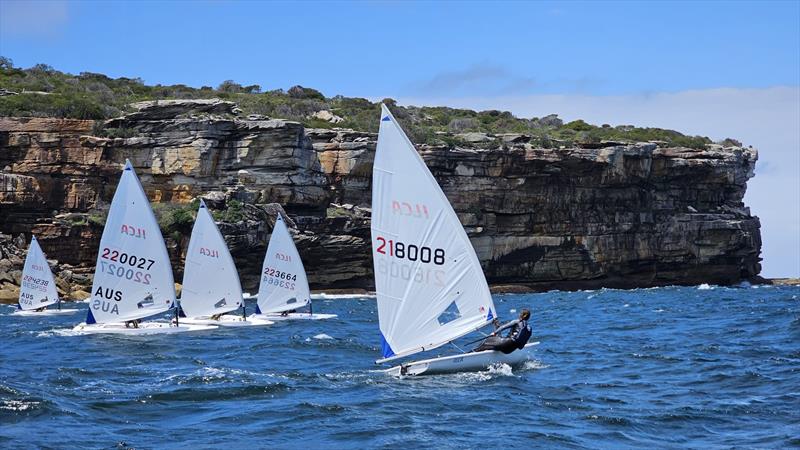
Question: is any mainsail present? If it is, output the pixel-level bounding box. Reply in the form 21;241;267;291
255;214;310;314
179;200;243;318
372;104;496;363
18;236;59;310
85;160;176;324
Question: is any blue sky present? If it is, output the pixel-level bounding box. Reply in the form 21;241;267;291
1;0;799;277
0;1;798;97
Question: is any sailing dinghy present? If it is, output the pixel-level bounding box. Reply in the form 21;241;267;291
15;236;77;316
372;104;537;376
248;214;337;321
178;200;272;327
73;160;216;334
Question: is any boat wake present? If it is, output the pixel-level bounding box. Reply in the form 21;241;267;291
37;328;82;337
522;359;549;370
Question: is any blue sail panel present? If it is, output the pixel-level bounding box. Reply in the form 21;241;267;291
380;333;395;359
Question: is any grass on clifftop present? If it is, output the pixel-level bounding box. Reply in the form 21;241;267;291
0;57;717;149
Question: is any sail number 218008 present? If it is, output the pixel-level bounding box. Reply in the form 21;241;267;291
375;237;445;265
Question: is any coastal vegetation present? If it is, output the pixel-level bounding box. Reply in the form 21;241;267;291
0;57;713;148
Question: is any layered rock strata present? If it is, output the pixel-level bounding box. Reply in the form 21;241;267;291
0;100;761;298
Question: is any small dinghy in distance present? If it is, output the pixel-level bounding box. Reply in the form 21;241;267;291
73;160;215;334
248;214;337;321
178;200;272;327
14;235;77;316
372;104;536;376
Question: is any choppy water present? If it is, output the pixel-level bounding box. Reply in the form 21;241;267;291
1;285;798;449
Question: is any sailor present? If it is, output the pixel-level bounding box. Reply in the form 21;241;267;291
124;319;141;329
473;308;532;354
280;309;297;317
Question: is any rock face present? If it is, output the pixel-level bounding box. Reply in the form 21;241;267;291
0;100;762;296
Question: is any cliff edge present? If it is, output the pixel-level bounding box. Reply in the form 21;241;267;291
0;100;761;297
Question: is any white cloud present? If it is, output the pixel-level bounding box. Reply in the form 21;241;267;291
400;86;800;277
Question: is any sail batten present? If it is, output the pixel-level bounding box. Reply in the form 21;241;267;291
256;214;311;314
372;104;496;361
180;200;243;318
85;160;176;324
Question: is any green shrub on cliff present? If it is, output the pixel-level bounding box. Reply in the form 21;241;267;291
0;57;714;149
212;200;245;223
153;200;198;236
87;213;106;227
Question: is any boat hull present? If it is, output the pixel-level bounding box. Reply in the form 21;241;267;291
384;342;539;377
14;308;79;316
250;313;337;321
72;321;216;334
180;315;274;327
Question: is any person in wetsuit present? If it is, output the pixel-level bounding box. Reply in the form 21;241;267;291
473;308;532;354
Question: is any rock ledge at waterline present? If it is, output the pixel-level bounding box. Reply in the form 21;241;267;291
0;100;761;297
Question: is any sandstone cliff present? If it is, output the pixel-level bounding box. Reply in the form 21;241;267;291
0;100;761;298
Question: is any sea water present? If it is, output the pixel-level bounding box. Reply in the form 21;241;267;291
1;285;798;448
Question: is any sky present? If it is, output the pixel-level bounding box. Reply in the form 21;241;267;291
1;0;798;277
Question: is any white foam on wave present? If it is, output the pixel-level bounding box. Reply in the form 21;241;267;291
697;283;714;290
311;293;376;300
199;367;227;382
522;360;549;370
313;333;333;340
1;400;40;412
487;363;514;376
38;328;81;337
456;363;516;381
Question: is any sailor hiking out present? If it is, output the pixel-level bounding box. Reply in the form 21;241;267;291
473;309;532;354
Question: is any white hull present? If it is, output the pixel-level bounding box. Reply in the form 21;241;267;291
384;342;539;377
180;315;274;327
72;321;216;334
14;308;79;316
250;312;338;321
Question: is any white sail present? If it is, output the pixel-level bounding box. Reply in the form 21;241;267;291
85;160;176;324
179;200;242;318
255;214;310;314
18;236;59;310
372;104;496;362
